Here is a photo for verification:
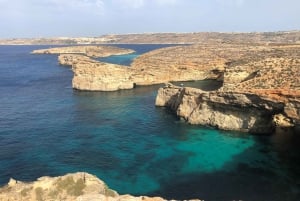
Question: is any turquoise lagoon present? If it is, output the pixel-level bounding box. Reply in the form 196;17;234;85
0;45;299;201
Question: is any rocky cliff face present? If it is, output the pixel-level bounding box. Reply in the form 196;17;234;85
72;61;134;91
155;84;300;134
156;84;289;134
0;172;167;201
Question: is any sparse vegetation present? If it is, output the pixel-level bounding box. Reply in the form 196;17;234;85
35;187;44;201
103;184;117;197
21;187;31;197
56;176;86;196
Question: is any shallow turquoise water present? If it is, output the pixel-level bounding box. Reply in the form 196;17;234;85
99;53;139;66
0;45;299;201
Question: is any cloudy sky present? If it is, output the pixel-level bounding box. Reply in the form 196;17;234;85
0;0;299;38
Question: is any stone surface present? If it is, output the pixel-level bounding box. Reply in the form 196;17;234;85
0;172;176;201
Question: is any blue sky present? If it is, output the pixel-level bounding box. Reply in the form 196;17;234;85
0;0;299;38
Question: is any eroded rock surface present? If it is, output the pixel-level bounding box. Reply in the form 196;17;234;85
0;172;169;201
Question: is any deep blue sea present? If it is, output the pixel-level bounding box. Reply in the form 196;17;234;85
0;45;300;201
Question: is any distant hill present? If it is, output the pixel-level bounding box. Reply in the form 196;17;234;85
1;31;300;45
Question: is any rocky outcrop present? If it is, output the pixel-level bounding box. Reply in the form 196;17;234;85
0;172;168;201
155;84;299;134
72;61;134;91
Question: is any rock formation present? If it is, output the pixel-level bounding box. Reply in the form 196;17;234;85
0;172;168;201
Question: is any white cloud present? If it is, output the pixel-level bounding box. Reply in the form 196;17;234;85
216;0;246;7
111;0;145;9
46;0;105;14
109;0;181;10
154;0;180;6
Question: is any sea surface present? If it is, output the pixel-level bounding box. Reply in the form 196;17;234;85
0;45;299;201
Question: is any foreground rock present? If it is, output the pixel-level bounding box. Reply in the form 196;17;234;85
0;172;169;201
